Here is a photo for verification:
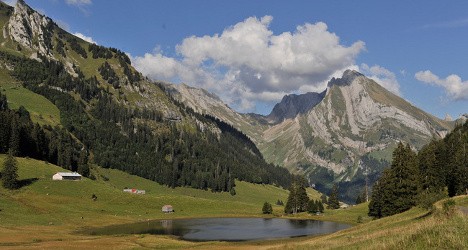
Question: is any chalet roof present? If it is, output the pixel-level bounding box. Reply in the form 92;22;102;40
55;172;82;177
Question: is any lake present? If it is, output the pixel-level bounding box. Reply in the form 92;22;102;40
84;217;351;241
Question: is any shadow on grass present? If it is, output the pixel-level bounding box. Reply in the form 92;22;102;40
414;210;432;220
17;178;39;189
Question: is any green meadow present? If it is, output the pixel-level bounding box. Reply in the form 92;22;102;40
0;69;61;127
0;155;466;249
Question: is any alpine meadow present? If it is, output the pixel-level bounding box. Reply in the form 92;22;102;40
0;1;467;249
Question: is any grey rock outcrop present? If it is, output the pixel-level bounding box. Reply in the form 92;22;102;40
7;0;53;57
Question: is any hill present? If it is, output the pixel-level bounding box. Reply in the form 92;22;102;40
0;0;292;192
0;155;466;249
0;155;301;225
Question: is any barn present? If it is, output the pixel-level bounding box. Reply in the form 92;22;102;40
162;205;174;213
52;172;82;181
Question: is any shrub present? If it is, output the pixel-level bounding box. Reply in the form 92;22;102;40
442;199;456;216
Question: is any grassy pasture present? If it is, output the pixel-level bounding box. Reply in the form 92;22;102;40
0;155;466;249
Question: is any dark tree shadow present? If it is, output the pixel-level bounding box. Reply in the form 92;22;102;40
16;178;39;189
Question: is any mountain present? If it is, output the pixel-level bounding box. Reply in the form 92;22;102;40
164;83;268;143
169;70;454;202
266;90;326;124
0;1;292;192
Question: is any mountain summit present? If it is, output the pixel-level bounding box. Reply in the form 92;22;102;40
266;90;326;124
261;70;452;200
327;69;364;87
170;70;453;202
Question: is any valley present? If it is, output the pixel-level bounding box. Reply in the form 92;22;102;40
0;155;466;249
0;1;467;249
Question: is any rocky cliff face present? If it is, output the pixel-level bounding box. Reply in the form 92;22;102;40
165;83;267;143
259;70;453;201
266;91;325;124
170;70;454;202
7;0;53;57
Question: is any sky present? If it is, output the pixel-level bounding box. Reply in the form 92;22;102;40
4;0;468;118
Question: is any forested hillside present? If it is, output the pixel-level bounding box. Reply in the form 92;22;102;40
0;1;292;192
369;121;468;218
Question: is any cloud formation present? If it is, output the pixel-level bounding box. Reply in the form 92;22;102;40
133;16;365;111
423;18;468;29
415;70;468;101
73;32;96;44
2;0;16;6
360;63;401;96
65;0;92;6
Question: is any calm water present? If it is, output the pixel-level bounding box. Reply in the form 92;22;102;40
84;218;351;241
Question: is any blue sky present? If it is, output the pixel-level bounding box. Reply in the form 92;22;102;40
7;0;468;118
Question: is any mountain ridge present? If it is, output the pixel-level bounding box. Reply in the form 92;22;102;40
168;69;454;202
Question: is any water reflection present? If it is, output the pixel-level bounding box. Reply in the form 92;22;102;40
85;218;350;241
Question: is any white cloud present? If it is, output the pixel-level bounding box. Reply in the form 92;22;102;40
2;0;16;6
56;20;71;31
65;0;91;6
415;70;468;101
133;16;365;112
73;32;96;44
360;63;401;96
423;18;468;29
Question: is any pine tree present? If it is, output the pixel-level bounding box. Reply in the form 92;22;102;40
368;169;390;218
318;200;324;213
2;151;18;189
285;177;309;214
320;194;328;205
307;200;317;213
9;118;20;156
328;184;340;209
262;202;273;214
369;142;420;218
77;150;90;177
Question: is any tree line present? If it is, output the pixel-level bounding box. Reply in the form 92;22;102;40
0;48;293;192
369;122;468;218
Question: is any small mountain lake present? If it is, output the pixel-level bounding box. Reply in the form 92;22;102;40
82;217;351;241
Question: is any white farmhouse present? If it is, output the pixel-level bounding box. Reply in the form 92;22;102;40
52;172;82;181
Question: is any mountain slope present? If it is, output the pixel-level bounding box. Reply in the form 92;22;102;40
164;83;268;143
171;70;454;202
263;70;453;201
0;0;292;192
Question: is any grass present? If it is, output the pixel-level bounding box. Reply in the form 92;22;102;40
0;155;294;226
0;70;61;126
0;155;466;249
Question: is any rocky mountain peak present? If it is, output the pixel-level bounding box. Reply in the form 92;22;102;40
7;0;53;57
267;90;326;124
327;69;364;88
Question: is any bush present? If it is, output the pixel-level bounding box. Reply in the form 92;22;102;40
442;199;456;216
357;215;363;223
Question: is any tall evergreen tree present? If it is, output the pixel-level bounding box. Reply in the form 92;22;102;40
320;194;328;205
77;150;90;177
285;177;309;214
369;142;420;218
9;118;20;156
307;200;317;213
2;151;18;189
318;200;324;213
328;184;340;209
